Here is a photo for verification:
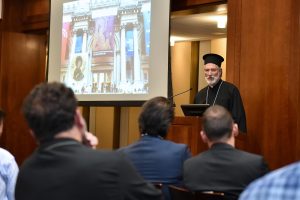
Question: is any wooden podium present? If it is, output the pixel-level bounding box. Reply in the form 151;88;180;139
167;116;208;156
167;116;247;155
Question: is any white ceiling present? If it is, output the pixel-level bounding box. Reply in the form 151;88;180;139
170;4;227;43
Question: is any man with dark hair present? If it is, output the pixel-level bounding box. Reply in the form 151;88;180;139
183;105;268;199
118;96;191;200
194;53;247;133
0;108;19;200
15;82;161;200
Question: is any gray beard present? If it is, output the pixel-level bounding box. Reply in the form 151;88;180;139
206;76;220;87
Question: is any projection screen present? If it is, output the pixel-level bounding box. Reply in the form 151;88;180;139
48;0;170;106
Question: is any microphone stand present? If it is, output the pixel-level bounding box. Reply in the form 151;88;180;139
168;88;193;107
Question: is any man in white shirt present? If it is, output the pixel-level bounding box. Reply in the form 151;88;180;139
0;108;19;200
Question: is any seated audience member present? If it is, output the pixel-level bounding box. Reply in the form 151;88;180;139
0;108;19;200
183;105;268;199
15;82;161;200
239;161;300;200
118;96;191;199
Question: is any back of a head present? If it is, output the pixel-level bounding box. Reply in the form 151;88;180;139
22;82;78;141
138;96;174;138
202;105;233;142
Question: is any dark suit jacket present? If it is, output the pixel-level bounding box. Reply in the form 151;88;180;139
183;143;268;198
119;135;191;185
15;138;161;200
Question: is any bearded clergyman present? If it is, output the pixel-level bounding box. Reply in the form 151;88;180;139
194;53;247;133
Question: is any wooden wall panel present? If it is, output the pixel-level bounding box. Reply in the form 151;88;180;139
0;0;48;165
0;32;47;164
226;0;241;84
171;0;225;11
190;41;200;102
22;0;49;31
0;0;23;32
168;117;207;156
237;0;298;169
0;0;49;32
186;0;225;6
22;0;49;18
291;0;300;159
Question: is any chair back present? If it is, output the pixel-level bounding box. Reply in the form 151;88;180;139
152;183;171;200
194;191;236;200
153;183;163;190
168;185;194;200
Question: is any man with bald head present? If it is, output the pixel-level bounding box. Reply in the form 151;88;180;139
183;105;268;199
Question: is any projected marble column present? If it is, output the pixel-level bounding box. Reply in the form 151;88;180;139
67;33;77;82
113;32;121;89
116;52;121;84
71;34;77;55
82;31;87;53
120;25;127;85
112;50;116;82
133;25;141;88
113;48;121;91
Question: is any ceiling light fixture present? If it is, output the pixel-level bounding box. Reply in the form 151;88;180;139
170;36;175;46
217;16;227;29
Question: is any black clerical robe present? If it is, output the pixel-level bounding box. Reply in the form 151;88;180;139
194;79;247;133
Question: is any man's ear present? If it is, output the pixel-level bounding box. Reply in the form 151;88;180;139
75;109;86;131
28;129;41;145
233;123;239;137
0;120;3;136
200;130;208;143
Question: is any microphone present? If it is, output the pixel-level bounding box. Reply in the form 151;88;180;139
168;88;193;107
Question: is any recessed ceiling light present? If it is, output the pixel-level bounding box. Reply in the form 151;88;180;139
217;16;227;28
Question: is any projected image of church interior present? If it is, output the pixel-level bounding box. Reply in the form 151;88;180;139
61;0;151;95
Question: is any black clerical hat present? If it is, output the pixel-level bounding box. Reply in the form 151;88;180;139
203;53;224;67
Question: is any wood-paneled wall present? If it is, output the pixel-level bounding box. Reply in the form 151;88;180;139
0;0;48;164
235;0;299;169
0;32;47;165
0;0;299;169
